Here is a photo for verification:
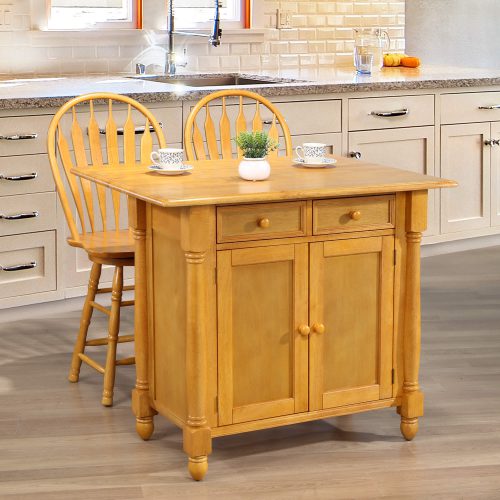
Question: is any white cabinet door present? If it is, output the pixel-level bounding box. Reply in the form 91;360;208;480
348;126;437;235
490;122;500;227
441;123;491;233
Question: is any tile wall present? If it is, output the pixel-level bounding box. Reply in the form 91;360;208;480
0;1;405;75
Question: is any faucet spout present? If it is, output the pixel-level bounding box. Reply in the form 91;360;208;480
166;0;222;75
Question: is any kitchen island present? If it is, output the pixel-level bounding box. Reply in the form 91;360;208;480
0;65;495;311
72;156;455;480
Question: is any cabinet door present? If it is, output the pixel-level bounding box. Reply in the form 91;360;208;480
349;126;437;235
490;122;500;226
441;123;491;233
309;236;394;411
217;244;309;425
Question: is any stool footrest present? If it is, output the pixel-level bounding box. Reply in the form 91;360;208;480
96;284;135;294
116;356;135;366
90;301;111;316
85;334;134;347
79;353;105;374
120;300;135;307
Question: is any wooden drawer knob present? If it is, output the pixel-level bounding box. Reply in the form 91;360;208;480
257;217;270;228
312;323;325;335
349;210;362;221
298;324;311;336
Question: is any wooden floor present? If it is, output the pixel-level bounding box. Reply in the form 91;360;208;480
2;247;500;499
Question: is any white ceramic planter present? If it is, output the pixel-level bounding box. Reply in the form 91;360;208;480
238;157;271;181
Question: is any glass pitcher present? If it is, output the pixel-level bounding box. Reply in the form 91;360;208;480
353;28;391;72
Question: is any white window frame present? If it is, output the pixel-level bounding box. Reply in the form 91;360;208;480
47;0;138;30
174;0;244;30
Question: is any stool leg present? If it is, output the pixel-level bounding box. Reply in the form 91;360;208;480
69;262;102;383
101;266;124;407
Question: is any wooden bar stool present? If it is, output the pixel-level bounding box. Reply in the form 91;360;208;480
47;93;166;406
184;89;293;160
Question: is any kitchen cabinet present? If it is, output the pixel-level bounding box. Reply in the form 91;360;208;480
440;123;491;233
440;91;500;234
348;127;437;235
347;95;436;235
71;157;452;480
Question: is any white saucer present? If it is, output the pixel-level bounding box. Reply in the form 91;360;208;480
148;164;193;175
294;157;337;168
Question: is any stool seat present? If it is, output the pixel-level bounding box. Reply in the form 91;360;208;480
69;230;134;259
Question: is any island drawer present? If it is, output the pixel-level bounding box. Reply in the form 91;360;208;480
217;201;307;243
0;114;52;156
441;91;500;124
348;95;434;131
0;192;57;237
0;231;56;299
0;154;54;196
313;195;395;235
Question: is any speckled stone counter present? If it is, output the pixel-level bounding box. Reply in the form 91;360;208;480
2;66;500;110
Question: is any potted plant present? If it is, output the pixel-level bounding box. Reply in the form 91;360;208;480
234;131;279;181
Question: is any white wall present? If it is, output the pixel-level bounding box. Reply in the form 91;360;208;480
406;0;500;68
0;1;405;75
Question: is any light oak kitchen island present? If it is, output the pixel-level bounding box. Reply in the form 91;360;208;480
73;156;455;480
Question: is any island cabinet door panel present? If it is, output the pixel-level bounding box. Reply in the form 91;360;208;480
441;123;491;233
348;127;437;236
217;244;309;426
490;122;500;226
308;236;394;411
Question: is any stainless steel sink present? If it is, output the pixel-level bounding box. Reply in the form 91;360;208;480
130;74;302;88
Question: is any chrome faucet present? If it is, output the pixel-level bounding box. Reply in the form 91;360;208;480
166;0;222;75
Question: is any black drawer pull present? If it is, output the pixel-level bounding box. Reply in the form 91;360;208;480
0;172;38;181
0;133;38;140
98;122;163;135
0;211;39;220
0;261;37;272
370;108;409;117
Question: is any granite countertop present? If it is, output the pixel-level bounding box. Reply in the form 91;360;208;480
2;66;500;110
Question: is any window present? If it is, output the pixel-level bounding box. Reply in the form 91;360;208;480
48;0;140;30
175;0;247;30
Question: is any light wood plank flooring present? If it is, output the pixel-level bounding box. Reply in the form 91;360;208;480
1;247;500;499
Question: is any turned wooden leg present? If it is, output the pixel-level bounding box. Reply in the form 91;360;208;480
183;249;212;480
400;191;427;441
188;456;208;481
182;207;213;481
129;198;155;439
69;262;102;383
101;266;123;407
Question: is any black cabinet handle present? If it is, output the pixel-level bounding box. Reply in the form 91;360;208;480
0;211;39;220
370;108;409;117
0;261;37;272
0;133;38;140
0;172;38;181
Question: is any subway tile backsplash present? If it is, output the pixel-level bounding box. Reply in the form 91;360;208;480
0;1;405;76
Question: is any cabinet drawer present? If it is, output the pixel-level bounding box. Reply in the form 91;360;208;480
441;92;500;124
348;95;434;131
266;100;342;135
0;114;52;156
0;154;54;196
0;192;57;237
0;231;56;299
217;201;307;243
313;195;395;235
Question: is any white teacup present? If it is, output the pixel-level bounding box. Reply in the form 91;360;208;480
151;148;184;168
295;143;327;164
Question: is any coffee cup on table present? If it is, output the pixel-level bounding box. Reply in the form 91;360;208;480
295;143;327;164
150;148;184;168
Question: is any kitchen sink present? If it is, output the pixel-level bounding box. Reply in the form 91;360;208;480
130;74;303;87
